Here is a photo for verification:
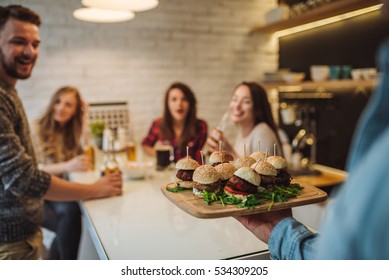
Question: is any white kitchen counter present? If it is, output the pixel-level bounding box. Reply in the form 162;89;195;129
70;170;268;260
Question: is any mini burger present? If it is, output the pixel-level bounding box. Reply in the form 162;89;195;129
175;158;200;189
209;151;234;166
252;161;277;190
267;156;292;186
225;167;262;199
250;151;266;162
234;156;256;169
192;164;221;197
215;162;236;188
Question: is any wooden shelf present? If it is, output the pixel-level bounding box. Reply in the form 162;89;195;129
251;0;381;34
263;79;378;92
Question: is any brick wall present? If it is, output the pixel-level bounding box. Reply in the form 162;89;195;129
4;0;278;145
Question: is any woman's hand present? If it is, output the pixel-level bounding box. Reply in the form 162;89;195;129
234;209;292;244
205;128;235;156
66;155;91;172
92;172;123;198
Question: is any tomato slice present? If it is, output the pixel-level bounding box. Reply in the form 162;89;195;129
224;186;251;196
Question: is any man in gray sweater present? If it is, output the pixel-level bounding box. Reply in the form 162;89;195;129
0;5;123;260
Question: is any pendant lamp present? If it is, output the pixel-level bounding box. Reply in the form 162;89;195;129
82;0;159;12
73;7;135;23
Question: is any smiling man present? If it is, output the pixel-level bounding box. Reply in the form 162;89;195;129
0;5;122;260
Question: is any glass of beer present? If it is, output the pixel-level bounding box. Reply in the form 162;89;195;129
155;141;173;171
126;142;137;161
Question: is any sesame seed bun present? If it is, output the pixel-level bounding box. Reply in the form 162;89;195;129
267;156;287;170
234;167;261;187
215;162;237;181
250;151;266;162
175;157;199;170
234;156;256;169
192;165;220;184
209;151;234;164
176;180;196;189
251;161;277;176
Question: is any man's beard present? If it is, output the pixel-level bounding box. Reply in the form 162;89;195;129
0;48;35;80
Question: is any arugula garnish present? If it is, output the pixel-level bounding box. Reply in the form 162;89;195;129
221;183;303;210
166;184;190;193
201;190;220;205
167;182;303;211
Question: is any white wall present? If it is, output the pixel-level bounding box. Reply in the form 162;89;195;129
4;0;278;142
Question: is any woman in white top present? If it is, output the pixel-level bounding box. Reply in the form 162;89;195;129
206;81;282;158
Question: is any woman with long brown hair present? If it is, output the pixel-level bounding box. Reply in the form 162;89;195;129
32;86;90;259
206;81;283;158
142;82;208;163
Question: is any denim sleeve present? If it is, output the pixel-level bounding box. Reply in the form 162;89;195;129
268;217;318;260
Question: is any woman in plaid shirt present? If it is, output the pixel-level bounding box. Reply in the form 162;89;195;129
142;82;207;164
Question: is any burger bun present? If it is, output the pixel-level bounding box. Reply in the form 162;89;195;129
175;158;199;170
252;161;277;176
234;156;256;169
234;166;261;187
250;151;266;162
193;165;219;184
209;151;234;164
176;180;196;189
215;162;237;181
267;156;287;170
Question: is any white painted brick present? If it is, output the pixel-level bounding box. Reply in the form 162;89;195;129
6;0;278;142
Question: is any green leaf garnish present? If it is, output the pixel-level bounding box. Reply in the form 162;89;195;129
166;184;190;193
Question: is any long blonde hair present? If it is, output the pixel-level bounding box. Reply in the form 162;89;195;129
38;86;83;162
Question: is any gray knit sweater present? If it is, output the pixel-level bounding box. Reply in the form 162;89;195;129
0;80;51;243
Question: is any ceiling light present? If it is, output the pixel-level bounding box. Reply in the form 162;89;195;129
73;7;135;23
82;0;159;12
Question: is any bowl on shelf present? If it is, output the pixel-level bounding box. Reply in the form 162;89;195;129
361;68;378;80
351;68;363;80
282;72;305;84
123;160;153;180
310;65;330;82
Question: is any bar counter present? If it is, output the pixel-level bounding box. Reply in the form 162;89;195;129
70;169;269;260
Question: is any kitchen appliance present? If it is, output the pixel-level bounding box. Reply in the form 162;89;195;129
278;85;372;171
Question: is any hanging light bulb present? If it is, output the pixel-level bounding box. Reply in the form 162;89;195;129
73;7;135;23
82;0;159;12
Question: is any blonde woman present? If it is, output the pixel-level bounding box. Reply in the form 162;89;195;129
32;86;90;259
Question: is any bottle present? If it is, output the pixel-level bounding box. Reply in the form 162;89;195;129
82;137;95;171
84;145;95;171
101;133;121;176
126;126;137;161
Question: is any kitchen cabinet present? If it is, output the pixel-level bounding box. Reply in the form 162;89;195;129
251;0;381;34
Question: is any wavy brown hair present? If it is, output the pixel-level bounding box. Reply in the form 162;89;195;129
236;81;283;155
38;86;83;161
161;82;198;151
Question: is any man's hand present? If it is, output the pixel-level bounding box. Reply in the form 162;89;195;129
92;172;123;198
234;209;292;243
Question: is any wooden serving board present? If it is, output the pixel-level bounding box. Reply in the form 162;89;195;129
161;181;327;219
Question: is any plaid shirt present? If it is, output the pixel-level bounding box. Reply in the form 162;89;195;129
142;118;207;163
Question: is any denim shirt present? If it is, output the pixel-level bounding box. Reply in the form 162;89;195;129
268;38;389;260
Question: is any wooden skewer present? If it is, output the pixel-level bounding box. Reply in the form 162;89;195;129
254;158;260;169
244;144;247;157
186;146;189;160
274;143;276;156
219;141;222;151
265;149;268;161
200;150;204;165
